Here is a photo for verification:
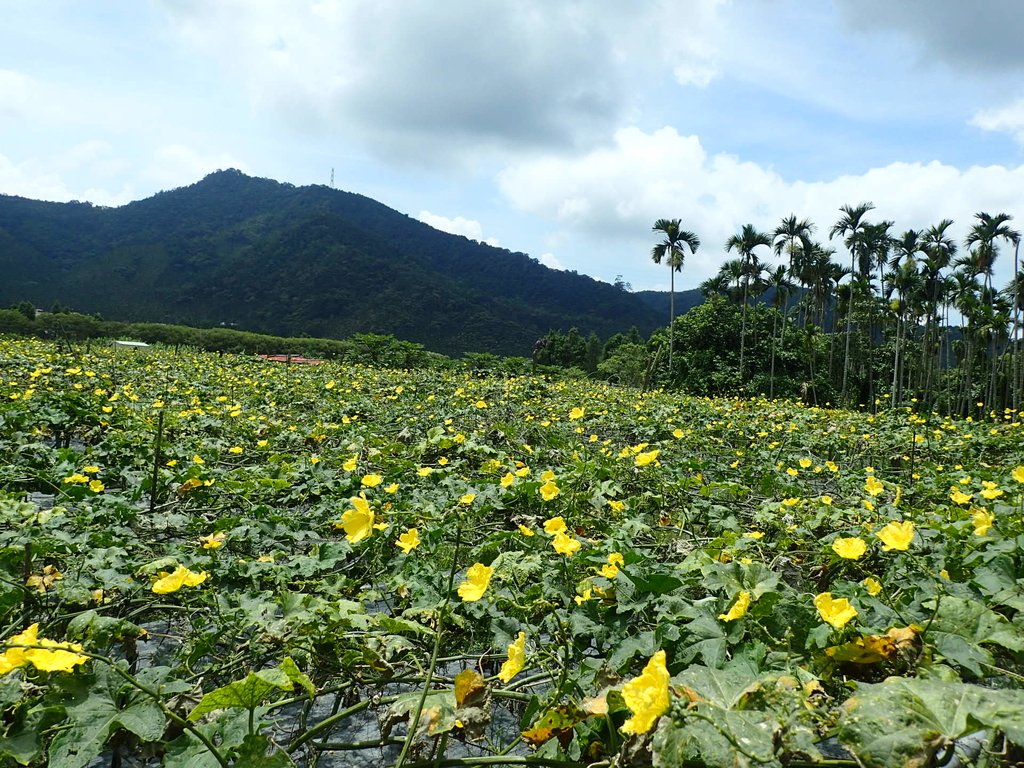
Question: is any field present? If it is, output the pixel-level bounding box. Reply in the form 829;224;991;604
1;336;1023;768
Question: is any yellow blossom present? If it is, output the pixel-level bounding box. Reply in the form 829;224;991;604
343;456;358;472
457;563;493;602
832;537;867;560
634;449;660;467
568;407;585;420
876;520;914;551
814;592;858;629
397;528;421;553
620;650;671;735
517;524;535;537
799;458;812;468
361;473;384;488
200;532;226;550
152;565;208;594
88;480;104;493
786;467;799;477
497;632;527;683
820;495;833;506
1;624;88;674
743;531;764;540
417;467;434;477
949;488;973;505
972;509;994;537
863;577;882;596
609;500;626;512
551;532;581;556
864;475;884;496
543;517;567;535
1011;465;1024;483
459;493;476;506
718;591;751;622
384;483;399;494
63;474;89;485
600;552;625;579
574;588;592;605
336;495;375;544
539;480;560;501
82;465;100;474
501;472;516;488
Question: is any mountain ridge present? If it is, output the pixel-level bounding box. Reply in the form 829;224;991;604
0;170;700;356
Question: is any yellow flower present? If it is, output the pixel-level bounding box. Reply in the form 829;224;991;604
417;467;434;477
200;532;226;550
152;565;208;594
459;493;477;506
228;446;243;455
743;531;764;540
192;455;204;465
336;495;375;544
621;650;670;735
972;509;994;537
397;528;421;553
862;577;882;596
876;520;914;551
786;467;799;477
826;461;839;472
799;458;812;468
384;483;400;494
343;456;358;472
497;632;527;683
568;407;585;420
949;488;973;505
609;500;625;512
820;495;833;506
517;524;535;536
634;449;660;467
63;474;89;484
541;469;556;482
814;592;857;629
501;472;516;488
475;400;487;409
864;476;884;497
600;552;624;578
831;537;867;560
718;591;751;622
1012;465;1024;483
457;563;493;602
672;428;684;439
551;532;581;556
82;465;100;474
980;485;1003;500
361;473;384;488
515;466;530;478
2;624;88;674
543;517;567;535
88;480;104;493
539;480;560;501
25;565;62;593
781;497;801;507
574;588;593;605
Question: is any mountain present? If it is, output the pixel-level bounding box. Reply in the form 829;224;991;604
0;170;668;357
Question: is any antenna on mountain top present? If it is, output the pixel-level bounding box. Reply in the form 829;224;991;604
330;168;334;188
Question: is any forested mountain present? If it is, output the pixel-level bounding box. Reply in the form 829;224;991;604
0;170;666;356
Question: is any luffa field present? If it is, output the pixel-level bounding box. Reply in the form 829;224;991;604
1;336;1023;768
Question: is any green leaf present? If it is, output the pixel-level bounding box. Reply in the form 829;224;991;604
673;665;759;709
280;657;315;698
836;677;1024;768
923;596;1024;676
46;664;166;768
678;616;727;668
653;706;781;768
188;668;293;721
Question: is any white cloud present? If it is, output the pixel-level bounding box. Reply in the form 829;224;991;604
971;100;1024;144
141;145;249;193
418;210;499;246
537;252;565;270
498;125;1024;288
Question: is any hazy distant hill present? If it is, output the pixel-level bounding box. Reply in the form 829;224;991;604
0;170;671;356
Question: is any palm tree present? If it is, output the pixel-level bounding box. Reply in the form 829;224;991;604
765;265;795;398
725;224;772;379
966;211;1015;415
830;202;875;404
651;219;701;375
919;220;957;401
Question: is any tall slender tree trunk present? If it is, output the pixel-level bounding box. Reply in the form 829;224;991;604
669;268;675;377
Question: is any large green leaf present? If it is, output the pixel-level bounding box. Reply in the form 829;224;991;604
188;667;293;721
836;677;1024;768
923;596;1024;676
653;706;781;768
46;664;166;768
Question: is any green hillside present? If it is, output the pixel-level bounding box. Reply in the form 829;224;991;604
0;170;665;356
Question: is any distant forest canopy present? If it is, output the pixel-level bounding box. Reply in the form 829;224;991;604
0;169;666;357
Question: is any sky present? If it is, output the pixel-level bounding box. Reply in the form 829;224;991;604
4;1;1024;293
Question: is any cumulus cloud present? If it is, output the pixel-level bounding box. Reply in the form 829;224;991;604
971;100;1024;144
418;210;499;246
156;1;724;164
537;252;565;271
498;125;1024;288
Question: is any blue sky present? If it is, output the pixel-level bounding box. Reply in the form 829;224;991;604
4;1;1024;292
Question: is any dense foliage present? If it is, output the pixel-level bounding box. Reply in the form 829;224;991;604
0;170;662;357
2;337;1024;767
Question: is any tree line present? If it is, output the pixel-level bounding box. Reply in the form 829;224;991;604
649;206;1023;415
